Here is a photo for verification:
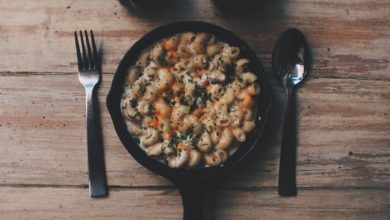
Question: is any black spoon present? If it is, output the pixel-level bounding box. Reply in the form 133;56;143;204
272;28;310;196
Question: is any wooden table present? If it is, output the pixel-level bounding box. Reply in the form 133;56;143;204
0;0;389;219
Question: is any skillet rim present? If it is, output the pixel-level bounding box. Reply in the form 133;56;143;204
106;21;272;183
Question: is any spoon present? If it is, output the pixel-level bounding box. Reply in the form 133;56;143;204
272;28;310;196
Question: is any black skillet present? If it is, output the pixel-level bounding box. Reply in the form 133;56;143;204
107;21;272;220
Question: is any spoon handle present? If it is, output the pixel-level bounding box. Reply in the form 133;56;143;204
278;86;297;196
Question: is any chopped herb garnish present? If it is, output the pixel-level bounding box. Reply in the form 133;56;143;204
148;105;156;116
135;63;144;76
210;79;219;84
139;81;150;94
180;96;189;106
224;63;235;85
193;85;210;106
170;133;180;146
175;90;183;96
193;85;211;106
186;126;194;136
205;56;211;68
191;137;198;149
163;95;171;105
185;71;194;83
185;126;199;149
228;105;237;113
157;55;169;66
193;85;203;98
189;101;198;113
130;99;138;108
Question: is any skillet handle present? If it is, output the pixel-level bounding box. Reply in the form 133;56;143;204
177;182;207;220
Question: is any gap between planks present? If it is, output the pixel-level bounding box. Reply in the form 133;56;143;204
1;183;389;192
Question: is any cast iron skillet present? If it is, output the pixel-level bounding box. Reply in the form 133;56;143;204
107;21;272;220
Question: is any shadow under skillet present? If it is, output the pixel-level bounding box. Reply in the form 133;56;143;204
207;0;291;198
118;0;198;19
205;76;287;220
207;69;286;180
206;1;291;214
210;0;285;18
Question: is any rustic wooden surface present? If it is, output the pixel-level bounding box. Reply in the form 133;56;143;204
0;0;389;219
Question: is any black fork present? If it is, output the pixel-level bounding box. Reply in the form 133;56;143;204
75;30;108;197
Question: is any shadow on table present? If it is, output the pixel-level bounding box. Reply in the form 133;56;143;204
204;70;287;219
118;0;286;21
118;0;196;18
208;2;289;219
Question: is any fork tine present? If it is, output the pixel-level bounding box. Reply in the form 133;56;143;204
84;30;94;69
90;30;98;69
74;32;83;70
79;30;88;69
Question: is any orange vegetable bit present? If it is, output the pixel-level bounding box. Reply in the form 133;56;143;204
192;107;204;118
198;69;206;76
163;132;171;140
154;98;172;119
163;38;178;52
159;106;172;118
167;51;178;64
148;117;159;129
241;94;253;108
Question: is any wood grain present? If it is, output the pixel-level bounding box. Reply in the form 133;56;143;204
1;0;389;218
0;187;389;220
0;74;388;188
0;0;389;80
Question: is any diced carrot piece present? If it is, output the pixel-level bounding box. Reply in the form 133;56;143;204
170;128;177;135
164;38;177;51
246;85;256;95
159;107;172;118
241;95;253;108
148;117;159;129
163;132;171;140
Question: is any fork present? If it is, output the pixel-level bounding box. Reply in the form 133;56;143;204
75;30;108;197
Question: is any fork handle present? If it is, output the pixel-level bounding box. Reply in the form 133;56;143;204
86;87;108;197
278;86;297;196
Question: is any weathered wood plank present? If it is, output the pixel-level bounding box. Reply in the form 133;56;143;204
0;74;389;188
1;0;389;218
0;187;389;220
0;0;389;79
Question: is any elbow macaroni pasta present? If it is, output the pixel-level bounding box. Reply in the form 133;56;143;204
121;32;260;169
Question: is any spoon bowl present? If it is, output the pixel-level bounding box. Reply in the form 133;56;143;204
272;28;310;88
